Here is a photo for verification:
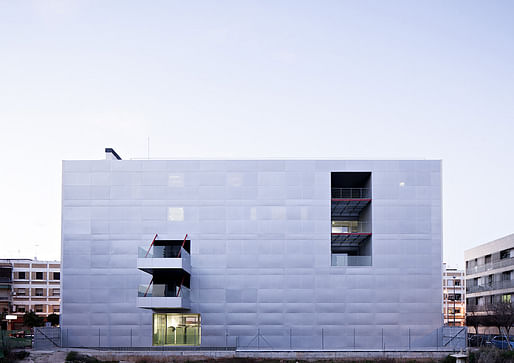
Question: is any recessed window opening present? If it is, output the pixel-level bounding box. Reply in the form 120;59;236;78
331;172;372;267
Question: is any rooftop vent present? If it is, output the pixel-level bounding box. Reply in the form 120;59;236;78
105;148;122;160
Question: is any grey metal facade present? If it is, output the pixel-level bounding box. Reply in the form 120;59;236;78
61;158;443;348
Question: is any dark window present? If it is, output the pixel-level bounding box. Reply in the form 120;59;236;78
35;288;44;296
501;249;511;260
454;279;461;286
485;254;492;264
503;271;511;281
35;272;43;280
53;272;60;280
35;305;43;313
18;271;26;279
17;306;26;313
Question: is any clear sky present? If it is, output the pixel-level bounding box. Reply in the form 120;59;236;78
0;1;513;268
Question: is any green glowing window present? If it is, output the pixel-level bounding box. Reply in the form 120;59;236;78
153;313;201;346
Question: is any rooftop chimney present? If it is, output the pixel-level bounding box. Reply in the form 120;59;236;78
105;148;122;160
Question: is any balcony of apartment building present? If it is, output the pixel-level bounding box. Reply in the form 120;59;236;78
137;244;191;275
467;275;514;294
0;264;12;284
466;249;514;275
137;237;191;310
331;187;371;217
0;264;13;313
137;281;191;310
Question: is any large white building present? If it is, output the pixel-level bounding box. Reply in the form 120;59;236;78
61;149;443;349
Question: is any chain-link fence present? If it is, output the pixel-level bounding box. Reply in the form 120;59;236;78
34;327;60;350
50;325;466;351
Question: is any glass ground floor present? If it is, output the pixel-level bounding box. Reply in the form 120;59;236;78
152;313;201;346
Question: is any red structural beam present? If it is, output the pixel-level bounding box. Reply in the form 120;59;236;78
331;198;372;202
331;233;372;235
144;233;159;258
143;277;153;297
177;234;188;258
176;275;185;297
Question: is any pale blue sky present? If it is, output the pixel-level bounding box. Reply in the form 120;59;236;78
0;1;513;268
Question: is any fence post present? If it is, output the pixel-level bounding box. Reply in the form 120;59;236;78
353;328;355;350
436;327;439;350
321;328;324;350
382;328;384;350
257;328;260;350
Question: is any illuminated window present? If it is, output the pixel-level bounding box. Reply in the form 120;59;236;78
153;313;201;346
167;207;184;221
502;294;511;303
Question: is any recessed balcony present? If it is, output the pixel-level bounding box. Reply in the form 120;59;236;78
331;221;371;244
331;188;371;217
137;247;191;275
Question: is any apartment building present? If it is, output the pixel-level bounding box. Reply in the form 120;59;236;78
61;149;443;348
465;233;514;332
443;264;465;326
0;259;61;329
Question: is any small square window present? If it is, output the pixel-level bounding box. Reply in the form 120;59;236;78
167;207;184;221
35;305;44;313
53;272;60;280
168;174;184;187
17;306;26;313
35;272;43;280
52;289;60;296
18;272;26;279
35;288;44;296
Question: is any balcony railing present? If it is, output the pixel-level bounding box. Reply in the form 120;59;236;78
331;254;372;267
466;257;514;275
137;285;190;310
331;188;370;199
467;279;514;294
331;221;371;234
138;246;188;259
138;284;188;298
